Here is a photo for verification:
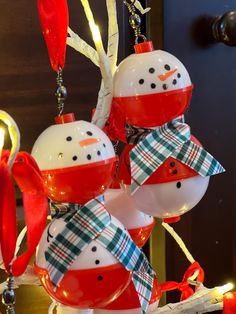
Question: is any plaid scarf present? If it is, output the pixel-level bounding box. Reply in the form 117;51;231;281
127;116;225;194
45;199;155;313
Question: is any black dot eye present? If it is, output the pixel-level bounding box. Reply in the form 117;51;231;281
151;83;156;89
173;169;178;175
170;161;175;168
97;150;101;156
87;131;93;136
139;79;144;85
66;136;72;141
176;182;181;189
72;155;77;161
172;79;177;85
87;154;92;160
177;73;181;78
91;246;97;252
149;67;155;74
163;84;168;90
164;64;171;71
103;143;106;148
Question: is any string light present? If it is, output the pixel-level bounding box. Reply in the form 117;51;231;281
0;128;5;159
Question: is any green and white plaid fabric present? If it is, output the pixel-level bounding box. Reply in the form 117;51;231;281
129;115;225;194
45;199;155;314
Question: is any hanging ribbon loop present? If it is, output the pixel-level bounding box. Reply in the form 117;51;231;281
0;150;48;276
160;261;204;301
38;0;69;71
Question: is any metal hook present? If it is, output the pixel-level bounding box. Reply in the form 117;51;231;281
123;0;147;44
55;67;67;116
2;270;16;314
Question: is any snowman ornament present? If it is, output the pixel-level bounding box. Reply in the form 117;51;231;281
111;41;224;221
32;113;156;314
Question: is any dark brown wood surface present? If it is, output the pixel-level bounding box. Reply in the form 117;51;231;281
0;0;127;152
0;1;128;313
161;0;236;308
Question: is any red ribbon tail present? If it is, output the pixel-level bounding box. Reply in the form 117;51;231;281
0;162;17;272
11;152;48;276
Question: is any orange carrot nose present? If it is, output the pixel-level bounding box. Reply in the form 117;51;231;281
158;69;177;81
79;138;101;147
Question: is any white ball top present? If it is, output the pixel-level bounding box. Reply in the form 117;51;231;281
113;50;191;97
32;120;115;171
36;215;125;270
104;188;153;229
131;175;209;218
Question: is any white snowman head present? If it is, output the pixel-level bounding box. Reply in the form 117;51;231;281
36;215;124;270
130;175;210;219
112;41;193;127
114;50;191;97
35;214;132;308
118;141;210;220
31;113;117;204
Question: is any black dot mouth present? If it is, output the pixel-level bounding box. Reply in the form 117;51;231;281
66;136;72;142
139;79;144;85
176;181;181;189
149;67;155;74
163;84;168;90
164;64;171;71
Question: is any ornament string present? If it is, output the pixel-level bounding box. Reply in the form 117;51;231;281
123;0;150;44
55;67;67;116
162;222;195;264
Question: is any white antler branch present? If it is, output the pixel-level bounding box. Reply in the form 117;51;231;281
67;27;99;67
80;0;113;129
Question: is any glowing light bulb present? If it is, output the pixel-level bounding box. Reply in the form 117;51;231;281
218;283;234;295
92;24;101;44
0;128;5;159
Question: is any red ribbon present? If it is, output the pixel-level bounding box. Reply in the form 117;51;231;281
160;262;205;301
0;150;48;276
37;0;69;71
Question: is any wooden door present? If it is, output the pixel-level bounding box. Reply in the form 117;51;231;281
149;0;236;306
0;1;128;313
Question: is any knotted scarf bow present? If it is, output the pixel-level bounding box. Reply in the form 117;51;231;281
160;261;204;301
128;116;225;194
45;198;155;314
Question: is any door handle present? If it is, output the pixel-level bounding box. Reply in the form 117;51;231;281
212;11;236;46
192;11;236;47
